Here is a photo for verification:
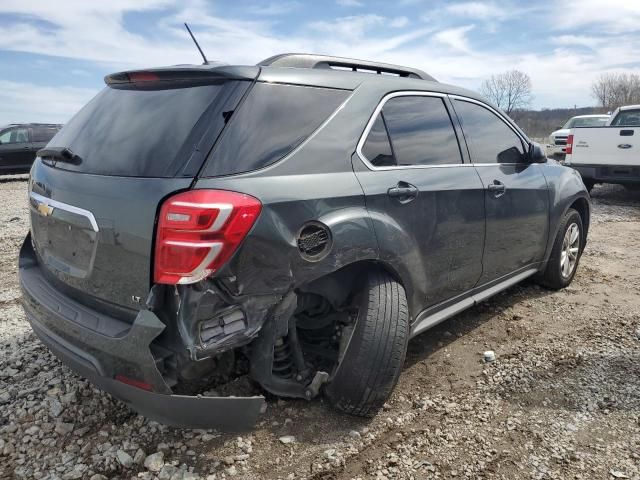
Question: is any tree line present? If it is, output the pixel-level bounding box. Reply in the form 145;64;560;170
591;73;640;110
480;70;640;115
477;69;640;139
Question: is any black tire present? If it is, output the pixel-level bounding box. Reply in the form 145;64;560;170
325;269;409;417
537;208;583;290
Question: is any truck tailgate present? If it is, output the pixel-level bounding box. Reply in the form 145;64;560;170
569;126;639;166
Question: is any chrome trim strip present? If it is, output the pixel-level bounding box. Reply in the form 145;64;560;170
355;91;530;172
355;91;460;172
448;94;529;145
29;191;99;232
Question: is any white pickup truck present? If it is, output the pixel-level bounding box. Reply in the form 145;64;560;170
564;104;640;191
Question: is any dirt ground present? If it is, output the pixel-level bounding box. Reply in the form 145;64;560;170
1;175;639;480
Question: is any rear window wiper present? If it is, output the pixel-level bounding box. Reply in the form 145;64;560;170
37;147;82;165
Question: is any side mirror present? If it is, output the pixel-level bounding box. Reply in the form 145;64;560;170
528;142;547;163
556;125;562;130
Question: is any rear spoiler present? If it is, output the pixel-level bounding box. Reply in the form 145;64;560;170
104;65;260;87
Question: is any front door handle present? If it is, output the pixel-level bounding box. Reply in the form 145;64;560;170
388;182;418;203
487;180;506;197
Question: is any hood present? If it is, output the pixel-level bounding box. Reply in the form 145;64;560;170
551;128;570;137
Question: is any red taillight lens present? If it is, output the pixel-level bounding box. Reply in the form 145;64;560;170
154;189;262;285
565;134;574;154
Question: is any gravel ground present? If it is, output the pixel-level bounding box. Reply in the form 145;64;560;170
1;175;639;480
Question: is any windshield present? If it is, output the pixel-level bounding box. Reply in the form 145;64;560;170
563;116;609;129
46;82;244;177
611;110;640;126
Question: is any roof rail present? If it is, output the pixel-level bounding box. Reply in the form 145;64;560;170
8;123;62;126
257;53;437;82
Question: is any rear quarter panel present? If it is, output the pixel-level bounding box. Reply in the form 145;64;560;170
194;85;382;298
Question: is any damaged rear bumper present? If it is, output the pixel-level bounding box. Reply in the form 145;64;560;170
18;236;264;430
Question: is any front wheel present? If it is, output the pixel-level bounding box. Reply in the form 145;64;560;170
325;269;409;417
537;208;583;290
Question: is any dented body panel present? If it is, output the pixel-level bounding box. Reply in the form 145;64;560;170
19;58;591;429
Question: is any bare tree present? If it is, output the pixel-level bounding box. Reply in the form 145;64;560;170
480;70;532;114
591;73;640;110
591;73;613;109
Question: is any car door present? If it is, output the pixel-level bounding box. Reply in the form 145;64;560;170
0;126;33;172
451;97;550;285
352;92;485;311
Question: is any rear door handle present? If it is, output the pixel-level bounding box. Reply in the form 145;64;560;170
387;182;418;203
487;180;506;197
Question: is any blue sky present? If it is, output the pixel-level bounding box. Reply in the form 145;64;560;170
1;0;639;124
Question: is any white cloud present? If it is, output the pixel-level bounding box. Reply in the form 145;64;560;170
0;81;97;125
433;25;475;53
251;2;301;16
336;0;363;6
445;2;504;19
553;0;640;34
552;35;604;48
0;0;639;111
390;17;410;28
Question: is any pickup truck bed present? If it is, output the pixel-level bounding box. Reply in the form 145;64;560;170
565;125;640;190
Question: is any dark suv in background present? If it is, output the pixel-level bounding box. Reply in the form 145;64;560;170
19;54;590;430
0;123;62;174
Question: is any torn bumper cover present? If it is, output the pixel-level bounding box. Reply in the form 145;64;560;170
18;237;264;430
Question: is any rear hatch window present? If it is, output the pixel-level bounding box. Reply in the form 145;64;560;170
45;80;249;177
202;83;350;177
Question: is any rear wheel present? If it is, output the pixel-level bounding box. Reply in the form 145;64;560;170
325;269;409;417
538;208;583;290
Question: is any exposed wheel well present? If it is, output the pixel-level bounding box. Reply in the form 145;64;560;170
297;260;405;310
569;197;590;249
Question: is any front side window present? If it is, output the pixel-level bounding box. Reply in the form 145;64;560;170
360;95;462;168
453;100;525;164
0;128;29;144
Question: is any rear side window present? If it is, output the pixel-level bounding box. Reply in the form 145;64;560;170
202;83;349;177
32;127;59;143
46;82;247;177
611;110;640;126
453;100;525;164
360;95;462;167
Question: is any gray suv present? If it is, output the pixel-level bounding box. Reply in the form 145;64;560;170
0;123;61;174
19;54;590;430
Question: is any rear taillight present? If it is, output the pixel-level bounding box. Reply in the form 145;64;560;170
565;134;574;155
154;190;262;285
